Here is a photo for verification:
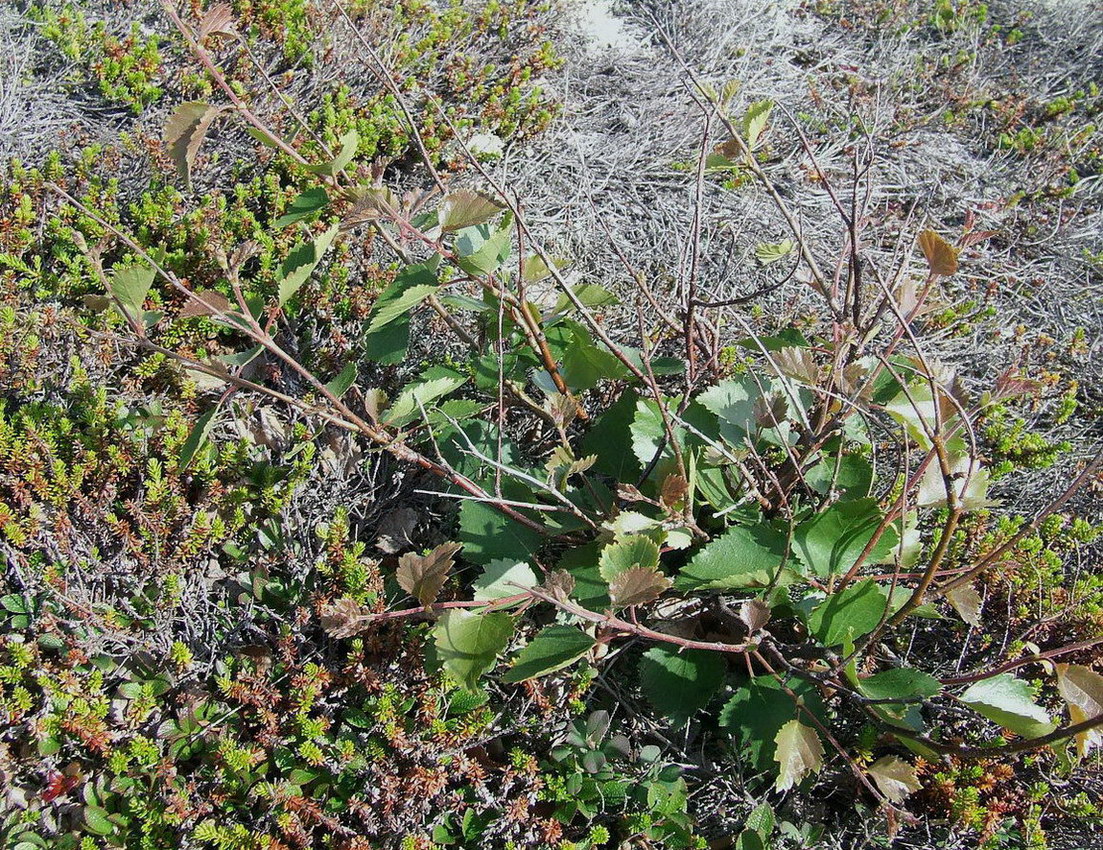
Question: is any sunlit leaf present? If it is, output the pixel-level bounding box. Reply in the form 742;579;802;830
793;498;899;578
278;223;339;307
773;719;823;792
274;187;330;229
164;102;222;186
598;535;661;583
960;674;1055;739
755;239;794;265
305;129;359;176
1056;664;1103;757
918;229;958;276
439;189;505;232
472;560;538;602
501;625;594;682
109;263;156;321
433;610;514;691
397;542;461;606
867;755;921;803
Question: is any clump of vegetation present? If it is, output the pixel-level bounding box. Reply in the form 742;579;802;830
1;2;1101;849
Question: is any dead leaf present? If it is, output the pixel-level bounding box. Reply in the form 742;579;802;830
918;229;958;276
396;542;462;606
772;346;819;385
659;473;689;508
197;3;238;41
542;570;575;603
740;599;771;634
164;102;223;187
608;567;672;608
1056;664;1103;758
868;755;921;803
438;189;505;232
178;290;231;319
321;598;372;638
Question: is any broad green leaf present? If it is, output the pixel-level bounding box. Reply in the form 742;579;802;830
916;454;997;510
472;560;538;601
733;831;765;850
325;363;357;398
960;674;1055;739
82;805;116;836
179;406;219;470
383;375;467;427
109;263;156;320
581;390;642;480
278;223;339;307
697;377;759;444
396;542;461;606
458;498;542;566
433;610;514;691
867;755;921;803
561;340;628;391
638;646;725;722
804;453;873;501
439;189;505;232
362;260;440;364
274;187;329;228
858;667;942;701
455;222;511;276
598;535;660;582
557;542;607;609
675;523;788;591
773;719;823;792
807;579;890;647
1055;664;1103;757
501;625;594;682
741;99;774;149
792;498;899;578
745;803;775;838
553;283;618;314
305;129;358;176
164;101;221;186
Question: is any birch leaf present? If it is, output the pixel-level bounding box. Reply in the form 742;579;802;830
1056;664;1103;757
773;719;824;792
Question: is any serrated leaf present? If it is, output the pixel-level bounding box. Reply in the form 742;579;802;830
1056;664;1103;757
773;719;823;792
433;610;514;691
598;535;660;583
561;340;628;391
638;646;725;722
960;674;1055;739
755;239;794;265
945;583;983;626
439;189;505;232
918;229;958;276
278;223;339;307
178;290;231;319
305;129;359;176
675;523;788;591
109;263;156;321
807;579;890;647
362;261;439;363
472;560;538;601
458;498;542;566
198;3;238;40
273;187;329;229
916;454;997;510
325;363;357;399
164;102;222;186
397;542;461;606
745;802;775;838
858;667;942;701
867;755;921;803
365;284;439;334
179;406;219;470
382;375;467;427
455;223;511;276
608;567;672;608
501;625;594;682
792;498;899;578
741;99;774;149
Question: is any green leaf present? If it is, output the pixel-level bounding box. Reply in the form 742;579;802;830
755;239;794;265
553;283;619;314
741;99;774;149
274;187;329;228
960;674;1055;739
697;377;761;445
581;390;642;480
109;263;156;320
804;454;873;501
792;498;899;578
455;222;511;276
638;647;725;722
598;535;661;582
82;806;115;836
458;498;542;566
773;719;823;792
675;523;788;591
278;223;339;307
745;803;775;838
362;261;439;364
502;625;595;682
305;129;358;176
858;667;942;702
365;284;439;335
734;831;766;850
806;579;890;647
383;375;467;427
433;610;515;691
472;560;538;601
179;406;219;470
557;542;607;609
561;339;628;391
324;363;357;399
439;189;505;232
1;594;29;614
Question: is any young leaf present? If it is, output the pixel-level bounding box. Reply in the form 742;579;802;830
945;583;983;626
455;223;511;276
1055;664;1103;757
273;187;330;229
792;498;899;578
501;625;594;682
755;239;794;265
806;579;890;647
472;560;538;601
278;223;339;307
638;646;725;722
960;674;1055;739
396;542;461;606
382;375;466;427
178;290;231;319
918;229;958;276
608;567;672;608
598;535;660;583
165;102;222;186
867;755;921;803
305;129;359;176
741;99;774;149
439;189;505;232
434;610;514;691
109;263;156;321
773;719;823;792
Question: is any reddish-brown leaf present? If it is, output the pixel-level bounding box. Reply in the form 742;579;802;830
608;567;671;608
918;229;958;276
396;542;461;606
